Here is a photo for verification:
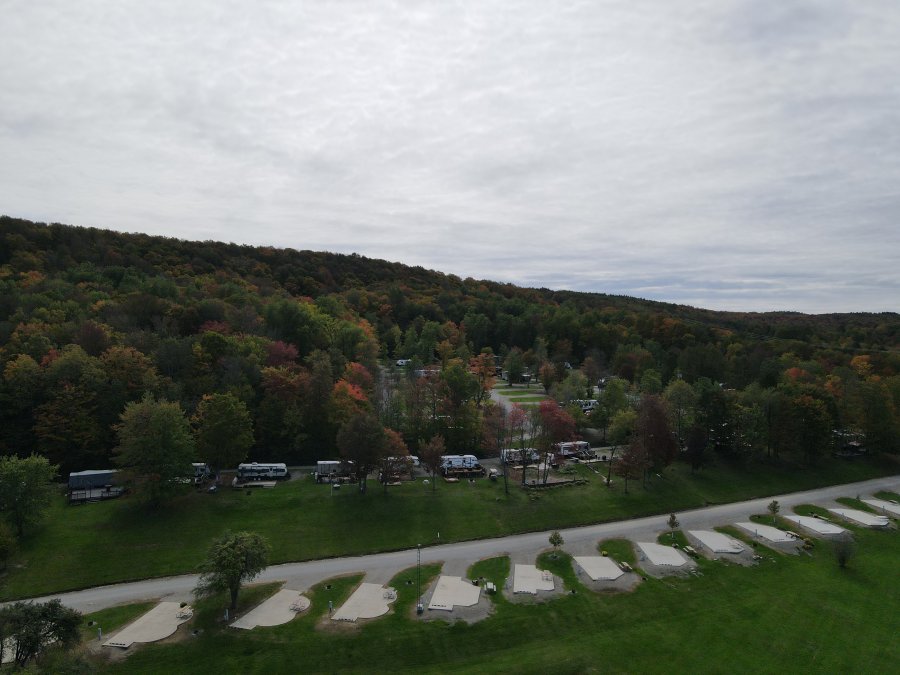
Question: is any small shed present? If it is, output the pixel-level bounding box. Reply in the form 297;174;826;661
68;469;118;490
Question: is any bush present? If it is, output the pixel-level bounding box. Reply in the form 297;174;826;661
833;537;857;569
0;521;15;570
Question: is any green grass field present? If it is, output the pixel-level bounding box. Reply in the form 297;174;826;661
1;456;896;600
502;395;548;403
87;521;900;674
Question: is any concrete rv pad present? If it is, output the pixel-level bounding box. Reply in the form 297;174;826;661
689;530;745;554
828;508;890;527
332;583;396;622
513;565;555;594
104;602;193;648
783;515;846;535
231;589;310;629
574;556;624;581
637;543;687;567
862;498;900;517
427;576;480;611
735;522;795;542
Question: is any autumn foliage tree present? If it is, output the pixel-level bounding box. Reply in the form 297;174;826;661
469;353;497;408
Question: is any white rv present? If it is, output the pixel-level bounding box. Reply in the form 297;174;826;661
440;454;480;470
236;462;290;481
192;462;212;484
555;441;592;458
439;454;484;476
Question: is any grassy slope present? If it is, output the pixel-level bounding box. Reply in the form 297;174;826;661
103;525;899;674
1;456;896;600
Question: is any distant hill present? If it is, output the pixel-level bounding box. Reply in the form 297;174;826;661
1;215;898;467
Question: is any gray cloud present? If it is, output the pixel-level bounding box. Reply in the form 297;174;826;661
1;0;899;313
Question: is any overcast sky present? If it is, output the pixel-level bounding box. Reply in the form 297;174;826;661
2;1;899;313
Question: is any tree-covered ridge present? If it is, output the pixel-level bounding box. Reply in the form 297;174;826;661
0;215;898;475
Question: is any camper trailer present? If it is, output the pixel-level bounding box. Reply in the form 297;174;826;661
192;462;212;484
500;448;540;465
68;469;118;491
236;462;290;481
315;460;355;483
67;470;124;503
440;454;485;477
555;441;592;459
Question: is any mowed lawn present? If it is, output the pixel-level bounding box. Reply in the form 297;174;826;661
100;522;900;674
2;455;897;600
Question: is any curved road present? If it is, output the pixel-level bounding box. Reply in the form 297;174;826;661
25;474;900;613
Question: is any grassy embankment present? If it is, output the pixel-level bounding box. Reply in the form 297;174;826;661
1;455;896;600
90;515;899;674
493;382;549;406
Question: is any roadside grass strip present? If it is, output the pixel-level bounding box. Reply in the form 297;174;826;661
636;542;688;567
862;498;900;517
103;602;193;649
735;522;795;542
783;515;847;535
827;508;890;528
331;582;397;622
573;556;624;581
688;530;745;554
230;589;310;630
5;459;894;601
427;576;481;611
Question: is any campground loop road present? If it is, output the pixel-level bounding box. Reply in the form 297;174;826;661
20;474;900;613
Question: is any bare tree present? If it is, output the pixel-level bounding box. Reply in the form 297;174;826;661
481;403;511;495
420;434;445;493
634;394;678;483
612;439;649;494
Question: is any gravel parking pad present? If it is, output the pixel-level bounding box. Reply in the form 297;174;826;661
828;508;890;528
104;602;193;648
783;515;847;536
332;583;396;622
231;589;309;629
862;498;900;517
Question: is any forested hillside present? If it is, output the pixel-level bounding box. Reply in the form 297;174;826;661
1;216;898;474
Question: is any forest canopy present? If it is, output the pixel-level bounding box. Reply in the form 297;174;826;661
1;216;898;472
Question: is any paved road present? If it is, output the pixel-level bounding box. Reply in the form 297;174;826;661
25;473;900;613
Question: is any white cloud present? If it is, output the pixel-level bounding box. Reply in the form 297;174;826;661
1;0;899;313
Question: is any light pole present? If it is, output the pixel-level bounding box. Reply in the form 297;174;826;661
416;544;423;615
